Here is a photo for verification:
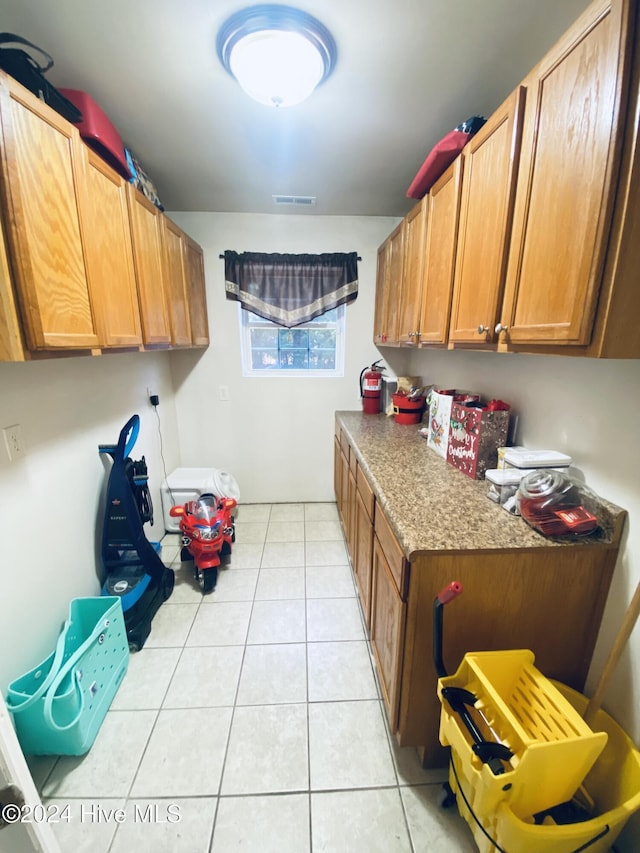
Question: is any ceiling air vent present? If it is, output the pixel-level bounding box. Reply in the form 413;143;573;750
272;195;317;206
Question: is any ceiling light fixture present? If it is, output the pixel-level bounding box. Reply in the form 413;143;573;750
216;4;337;107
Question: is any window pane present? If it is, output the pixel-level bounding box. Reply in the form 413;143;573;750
252;348;279;369
250;328;278;348
279;349;309;369
309;329;336;349
279;329;309;349
309;350;336;369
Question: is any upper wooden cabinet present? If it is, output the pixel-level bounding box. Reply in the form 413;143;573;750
499;0;634;350
378;0;640;359
396;198;427;345
0;70;209;361
0;75;100;350
373;241;389;344
418;158;463;345
126;185;171;346
373;221;404;345
162;217;192;346
78;146;142;348
183;232;210;347
448;86;525;345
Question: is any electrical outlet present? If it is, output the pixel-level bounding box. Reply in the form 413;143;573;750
3;424;25;461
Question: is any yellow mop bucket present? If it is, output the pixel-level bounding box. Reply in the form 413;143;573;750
433;581;640;853
492;681;640;853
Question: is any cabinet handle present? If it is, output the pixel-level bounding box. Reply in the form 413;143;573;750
495;323;509;335
477;324;489;335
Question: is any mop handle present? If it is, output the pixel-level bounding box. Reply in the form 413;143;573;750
433;581;463;678
584;579;640;725
437;581;463;605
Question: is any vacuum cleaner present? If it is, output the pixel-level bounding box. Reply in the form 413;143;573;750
99;414;174;651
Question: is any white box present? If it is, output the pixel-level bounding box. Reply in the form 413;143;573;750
502;448;572;469
160;467;240;533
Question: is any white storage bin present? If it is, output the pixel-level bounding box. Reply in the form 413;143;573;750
502;448;572;470
485;468;533;515
160;467;240;533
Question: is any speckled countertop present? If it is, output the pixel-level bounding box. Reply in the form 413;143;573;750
336;411;626;560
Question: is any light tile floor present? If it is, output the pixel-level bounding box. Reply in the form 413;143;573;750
28;502;477;853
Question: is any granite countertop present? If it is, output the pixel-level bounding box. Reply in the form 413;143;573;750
336;411;626;560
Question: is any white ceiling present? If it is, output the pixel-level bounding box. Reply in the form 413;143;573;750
1;0;591;217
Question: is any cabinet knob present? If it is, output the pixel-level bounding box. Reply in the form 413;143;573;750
495;323;509;335
477;324;489;335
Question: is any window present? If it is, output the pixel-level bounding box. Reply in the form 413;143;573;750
239;304;345;377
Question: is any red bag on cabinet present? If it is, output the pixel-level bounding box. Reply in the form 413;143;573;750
406;116;486;199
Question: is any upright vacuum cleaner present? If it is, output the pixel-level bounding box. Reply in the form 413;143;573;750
99;414;174;651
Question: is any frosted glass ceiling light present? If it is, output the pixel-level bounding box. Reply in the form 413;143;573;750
217;5;337;107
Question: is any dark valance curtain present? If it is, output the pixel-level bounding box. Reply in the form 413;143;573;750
224;251;359;328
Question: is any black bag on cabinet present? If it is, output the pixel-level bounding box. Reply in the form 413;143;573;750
0;33;82;123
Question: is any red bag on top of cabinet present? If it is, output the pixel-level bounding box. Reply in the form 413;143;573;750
406;116;486;199
59;88;132;180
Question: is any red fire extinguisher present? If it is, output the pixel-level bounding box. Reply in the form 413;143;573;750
359;360;385;414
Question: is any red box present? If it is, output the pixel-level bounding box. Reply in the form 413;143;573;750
59;88;131;179
447;403;510;479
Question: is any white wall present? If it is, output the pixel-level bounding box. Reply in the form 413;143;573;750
0;352;180;693
168;212;399;503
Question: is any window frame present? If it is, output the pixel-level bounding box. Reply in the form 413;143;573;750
238;303;346;378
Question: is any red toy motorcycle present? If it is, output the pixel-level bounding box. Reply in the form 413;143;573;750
169;493;237;593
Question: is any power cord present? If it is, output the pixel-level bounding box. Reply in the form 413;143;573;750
152;400;175;507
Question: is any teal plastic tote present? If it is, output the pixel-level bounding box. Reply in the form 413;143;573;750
6;596;129;755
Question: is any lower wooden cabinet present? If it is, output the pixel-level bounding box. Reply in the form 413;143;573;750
353;485;374;629
370;535;407;729
333;435;342;512
335;413;624;769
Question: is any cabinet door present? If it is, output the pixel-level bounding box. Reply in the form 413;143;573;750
0;77;99;349
347;464;357;564
79;147;142;348
333;436;342;507
340;448;350;536
371;535;406;729
183;235;209;346
0;214;25;361
337;442;349;533
354;487;374;630
373;239;390;344
163;217;192;346
126;185;171;345
384;223;404;344
500;0;632;346
448;87;525;345
396;199;427;345
373;222;403;345
419;158;463;345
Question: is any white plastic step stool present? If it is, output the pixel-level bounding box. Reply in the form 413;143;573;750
160;467;240;533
